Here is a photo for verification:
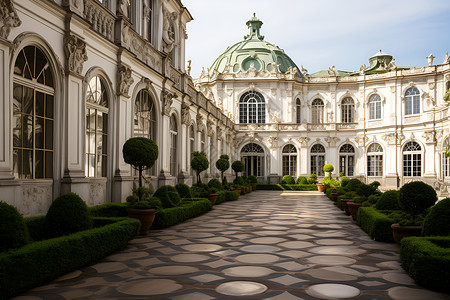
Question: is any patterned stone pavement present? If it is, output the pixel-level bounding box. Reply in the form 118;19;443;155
14;191;449;299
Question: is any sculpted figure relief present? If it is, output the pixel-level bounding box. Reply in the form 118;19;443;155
64;35;88;75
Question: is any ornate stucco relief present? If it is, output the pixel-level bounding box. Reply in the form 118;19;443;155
64;35;88;75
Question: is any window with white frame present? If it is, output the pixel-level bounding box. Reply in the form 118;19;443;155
443;137;450;178
241;143;264;177
369;94;382;120
239;91;265;124
339;144;355;176
169;115;178;176
405;87;420;115
310;144;325;176
85;76;108;178
13;45;54;179
282;144;297;177
403;142;421;177
367;143;383;176
311;99;324;124
296;98;301;123
341;97;355;123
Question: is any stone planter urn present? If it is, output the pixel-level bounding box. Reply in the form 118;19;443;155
208;193;218;205
250;183;257;191
126;208;158;235
391;224;423;245
235;188;242;195
316;183;325;193
347;202;362;221
340;198;352;215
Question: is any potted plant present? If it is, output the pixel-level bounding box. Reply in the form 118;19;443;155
322;164;334;193
347;195;365;221
391;181;437;244
126;192;161;235
232;160;245;181
247;175;258;191
216;155;230;185
207;187;219;204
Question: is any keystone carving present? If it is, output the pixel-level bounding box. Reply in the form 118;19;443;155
64;35;88;75
181;102;191;125
422;131;436;144
354;136;369;147
162;90;175;115
118;65;134;96
297;137;310;148
325;136;340;147
268;136;278;148
0;0;21;39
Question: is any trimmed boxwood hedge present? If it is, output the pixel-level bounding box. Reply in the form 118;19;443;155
256;184;318;191
151;199;212;229
0;217;139;299
356;207;395;242
88;202;128;218
400;236;450;292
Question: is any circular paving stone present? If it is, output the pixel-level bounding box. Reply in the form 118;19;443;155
170;254;210;263
306;283;360;299
92;262;127;273
308;246;366;256
216;281;268;296
240;245;281;253
180;232;214;238
307;255;357;265
223;266;274;277
117;279;181;296
107;251;148;261
279;241;314;249
315;239;354;246
181;244;222;252
149;266;199;275
235;254;280;264
249;237;287;244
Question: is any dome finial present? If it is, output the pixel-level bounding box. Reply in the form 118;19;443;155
245;13;264;41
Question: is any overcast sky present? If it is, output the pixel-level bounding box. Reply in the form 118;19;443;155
183;0;450;78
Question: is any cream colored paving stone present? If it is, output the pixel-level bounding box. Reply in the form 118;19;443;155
376;261;402;269
254;230;287;236
308;246;366;256
240;245;281;253
170;253;211;263
70;277;109;288
204;259;235;268
168;239;192;245
211;249;239;257
117;279;182;296
290;234;314;240
223;266;275;277
382;272;415;285
59;289;95;299
216;281;268;296
312;231;348;238
262;226;290;230
148;265;199;275
91;262;128;273
171;292;215;300
181;243;222;252
351;264;379;272
369;252;399;260
263;291;306;300
278;241;314;249
306;283;360;299
278;250;311;258
54;270;82;281
274;261;308;271
388;286;448;300
358;280;386;287
249;237;287;244
307;255;357;265
135;257;164;267
141;241;164;248
107;251;148;261
232;221;266;226
190;274;225;283
154;247;178;254
198;236;232;243
235;253;280;264
269;275;307;285
322;266;364;277
227;241;245;246
304;269;357;281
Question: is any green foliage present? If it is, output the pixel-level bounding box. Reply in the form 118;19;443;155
400;236;450;292
220;154;229;160
422;198;450;237
330;178;341;188
307;173;318;184
231;160;245;178
0;217;139;300
356;183;377;198
191;185;208;197
367;194;379;205
376;190;400;210
225;190;239;201
323;164;334;174
216;191;227;205
208;179;223;190
24;216;46;242
340;176;350;187
296;176;308;184
281;175;295;184
216;156;230;183
256;184;318;191
191;152;209;184
352;195;367;204
344;178;363;192
126;186;151;204
370;181;381;189
88;203;128;218
339;172;344;178
356;207;395;242
234;176;245;185
0;202;30;252
322;176;331;186
175;183;193;199
247;175;258;183
399;181;437;224
208;187;218;194
128;197;161;209
44;193;93;239
153;185;181;208
151;199;212;229
388;211;426;226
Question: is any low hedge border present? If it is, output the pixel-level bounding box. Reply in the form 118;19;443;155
256;184;318;191
216;190;240;205
151;199;212;229
400;236;450;292
356;207;395;242
0;217;139;299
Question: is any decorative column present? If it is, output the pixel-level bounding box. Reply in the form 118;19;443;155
423;131;437;179
324;136;340;167
178;102;191;183
354;135;369;183
158;90;175;186
268;136;280;184
382;132;403;188
206;119;214;180
297;137;310;176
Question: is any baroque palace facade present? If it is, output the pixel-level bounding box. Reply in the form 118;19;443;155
0;1;449;217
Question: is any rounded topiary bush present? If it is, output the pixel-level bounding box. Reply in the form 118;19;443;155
175;183;193;199
376;190;400;210
153;185;181;208
247;175;258;183
296;176;308;184
307;173;318;184
281;175;295;184
234;176;245;185
231;161;245;177
344;178;363;192
0;201;30;252
323;164;334;174
191;152;209;184
44;193;93;238
422;197;450;236
399;181;437;223
340;176;350;187
208;179;223;190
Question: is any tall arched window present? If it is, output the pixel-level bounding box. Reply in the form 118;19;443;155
403;142;421;177
341;97;355;123
239;91;265;124
443;137;450;178
282;144;297;177
339;144;355;176
310;144;325;176
311;99;324;124
369;94;382;120
189;125;195;176
367;143;383;177
241;143;264;176
170;115;178;176
405;87;420;115
296;98;301;123
13;45;54;179
85;76;108;177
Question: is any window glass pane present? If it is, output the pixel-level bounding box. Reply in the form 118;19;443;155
35;150;44;178
46;95;54;119
22;114;33;149
22;149;33;179
35;117;44;149
36;91;45;117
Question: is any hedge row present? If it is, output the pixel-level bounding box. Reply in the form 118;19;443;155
400;236;450;292
256;184;318;191
151;199;212;229
356;207;395;242
216;190;239;205
0;217;139;299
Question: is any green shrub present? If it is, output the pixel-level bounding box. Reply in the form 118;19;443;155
24;216;46;242
307;173;318;184
422;198;450;237
208;187;219;194
151;199;212;229
356;207;395;242
191;185;208;197
44;193;93;239
225;190;239;201
370;181;381;189
89;203;128;218
330;178;341;188
400;236;450;292
0;217;139;299
247;175;257;183
344;178;363;192
208;179;223;190
325;188;333;200
153;185;181;208
256;184;317;191
0;202;30;252
399;181;437;224
191;151;209;184
352;195;366;204
231;160;245;180
216;191;227;205
323;164;334;175
340;176;350;187
322;176;331;186
216;155;230;184
376;190;400;210
281;175;295;184
175;183;193;199
357;183;377;198
388;211;426;226
296;176;308;184
128;197;162;209
367;194;379;205
234;176;244;185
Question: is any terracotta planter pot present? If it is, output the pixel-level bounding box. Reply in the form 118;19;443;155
347;201;362;221
208;193;218;205
236;188;242;195
250;183;257;191
340;198;352;215
316;183;325;193
126;208;158;235
331;192;338;202
391;224;423;245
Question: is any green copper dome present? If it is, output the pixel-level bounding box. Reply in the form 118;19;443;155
209;14;301;76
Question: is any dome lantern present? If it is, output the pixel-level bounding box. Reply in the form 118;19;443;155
244;13;264;41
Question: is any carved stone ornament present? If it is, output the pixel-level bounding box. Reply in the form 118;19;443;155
217;127;223;140
181;102;191;125
0;0;21;39
162;90;175;115
162;6;178;53
268;136;278;148
422;131;436;144
325;136;340;147
64;35;88;75
118;0;131;18
118;65;134;96
207;120;215;137
297;137;310;148
354;136;369;147
382;132;405;145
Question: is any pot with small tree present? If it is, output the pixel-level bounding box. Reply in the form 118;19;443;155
391;181;437;244
321;164;334;193
231;160;245;195
191;151;209;185
247;175;258;191
216;155;230;185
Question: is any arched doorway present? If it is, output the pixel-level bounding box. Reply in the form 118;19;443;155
241;143;264;177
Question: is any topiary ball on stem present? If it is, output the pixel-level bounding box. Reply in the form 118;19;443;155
231;161;245;179
399;181;437;224
175;183;193;199
323;164;334;178
422;197;450;236
153;185;181;208
216;157;230;184
191;151;209;184
0;201;30;252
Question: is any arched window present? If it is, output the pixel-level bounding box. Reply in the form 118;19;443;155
311;99;324;124
443;137;450;178
339;144;355;176
239;91;265;124
189;125;195;176
405;87;420;115
403;142;421;177
310;144;325;176
369;94;382;120
296;98;301;123
85;76;108;177
241;143;264;177
13;45;54;179
341;97;355;123
170;115;178;176
367;143;383;177
282;144;297;177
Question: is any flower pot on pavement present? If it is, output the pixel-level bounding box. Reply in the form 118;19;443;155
126;208;158;235
347;201;362;221
391;224;423;245
208;193;218;205
340;198;352;215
